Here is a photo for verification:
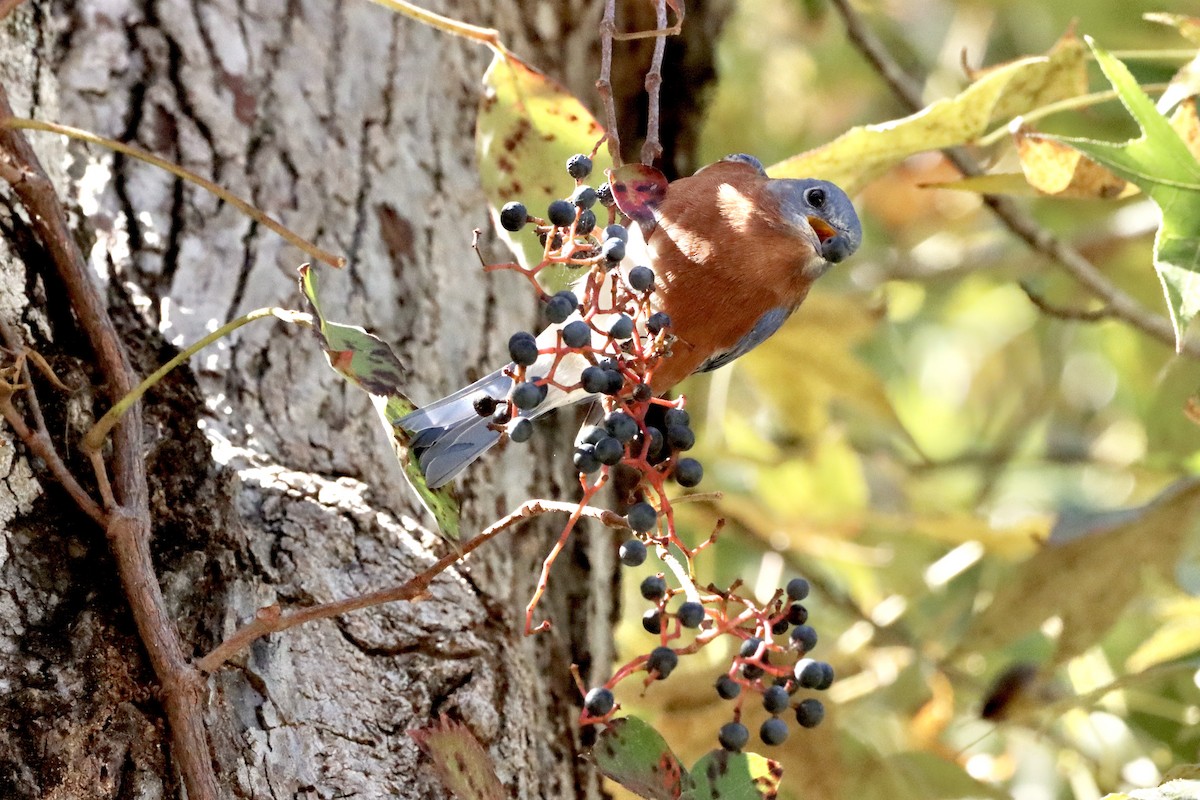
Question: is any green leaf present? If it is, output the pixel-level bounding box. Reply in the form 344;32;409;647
477;51;611;280
1048;39;1200;349
684;750;781;800
592;716;686;800
299;265;461;541
769;32;1086;193
409;715;505;800
961;481;1200;663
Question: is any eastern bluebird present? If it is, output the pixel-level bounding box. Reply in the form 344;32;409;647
399;154;862;487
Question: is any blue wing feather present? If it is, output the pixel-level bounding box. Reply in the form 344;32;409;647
695;306;792;373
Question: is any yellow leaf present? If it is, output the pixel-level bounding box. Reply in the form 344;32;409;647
769;32;1086;193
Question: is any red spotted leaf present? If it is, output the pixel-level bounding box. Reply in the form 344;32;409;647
592;716;686;800
685;750;783;800
409;716;504;800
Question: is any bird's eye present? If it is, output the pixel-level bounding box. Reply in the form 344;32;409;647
805;187;826;209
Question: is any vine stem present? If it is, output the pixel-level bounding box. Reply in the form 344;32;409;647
199;499;630;673
368;0;510;57
2;117;345;269
84;307;310;451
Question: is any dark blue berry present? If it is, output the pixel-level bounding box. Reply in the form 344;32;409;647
601;238;625;263
508;331;539;366
793;658;823;689
571;185;598;209
566;153;593;180
548;199;576;227
573;445;600;474
786;578;811;601
581;366;609;393
795;698;825;728
473;394;499;417
604;223;629;242
499;201;528;232
583;686;614;716
718;721;749;752
677;601;705;628
561;320;591;349
664;408;690;427
741;663;764;680
576;208;597;235
640;575;667;601
510;418;533;443
603;370;625;395
626;502;657;533
609;315;634;340
667;424;695;451
605;411;639;443
760;717;790;745
715;675;741;700
491;404;512;425
646;427;665;459
632;383;652;402
596;183;614;207
762;685;790;714
628;266;655;292
646;312;671;334
593;436;624;466
816;661;835;691
579;425;606;445
619;539;647;567
790;624;818;653
646;646;678;679
673;458;703;487
788;603;808;626
740;637;763;659
511;381;545;411
772;618;790;635
642;609;663;634
544;291;578;324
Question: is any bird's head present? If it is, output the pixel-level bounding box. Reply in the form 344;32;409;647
764;178;862;278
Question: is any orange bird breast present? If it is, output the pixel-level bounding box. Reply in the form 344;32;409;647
645;161;822;390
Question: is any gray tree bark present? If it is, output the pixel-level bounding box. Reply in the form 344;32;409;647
0;1;626;797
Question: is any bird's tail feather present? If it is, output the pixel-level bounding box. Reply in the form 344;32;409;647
398;369;512;488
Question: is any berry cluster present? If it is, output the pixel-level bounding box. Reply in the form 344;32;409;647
484;152;831;754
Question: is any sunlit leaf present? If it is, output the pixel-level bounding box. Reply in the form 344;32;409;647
769;32;1086;193
592;717;686;800
1015;128;1130;198
1100;779;1200;800
1126;597;1200;672
408;715;505;800
299;265;461;540
684;750;781;800
1048;39;1200;349
961;481;1200;662
477;51;610;273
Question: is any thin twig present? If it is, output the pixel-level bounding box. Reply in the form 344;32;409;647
85;307;309;451
4;117;345;269
368;0;509;56
640;0;668;166
198;499;630;673
596;0;623;168
828;0;1200;357
1019;281;1114;322
0;84;219;800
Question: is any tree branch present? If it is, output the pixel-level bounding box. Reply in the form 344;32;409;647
828;0;1200;357
596;0;623;168
640;0;668;165
198;499;630;674
0;83;219;800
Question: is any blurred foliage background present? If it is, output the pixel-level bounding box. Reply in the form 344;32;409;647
605;1;1200;798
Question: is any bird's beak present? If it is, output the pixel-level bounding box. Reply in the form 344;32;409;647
807;216;853;264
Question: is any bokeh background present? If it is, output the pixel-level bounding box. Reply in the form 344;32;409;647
607;1;1200;798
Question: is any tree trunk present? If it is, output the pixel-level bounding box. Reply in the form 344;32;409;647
0;1;626;797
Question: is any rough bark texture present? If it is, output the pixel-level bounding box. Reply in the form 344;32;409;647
0;1;626;797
